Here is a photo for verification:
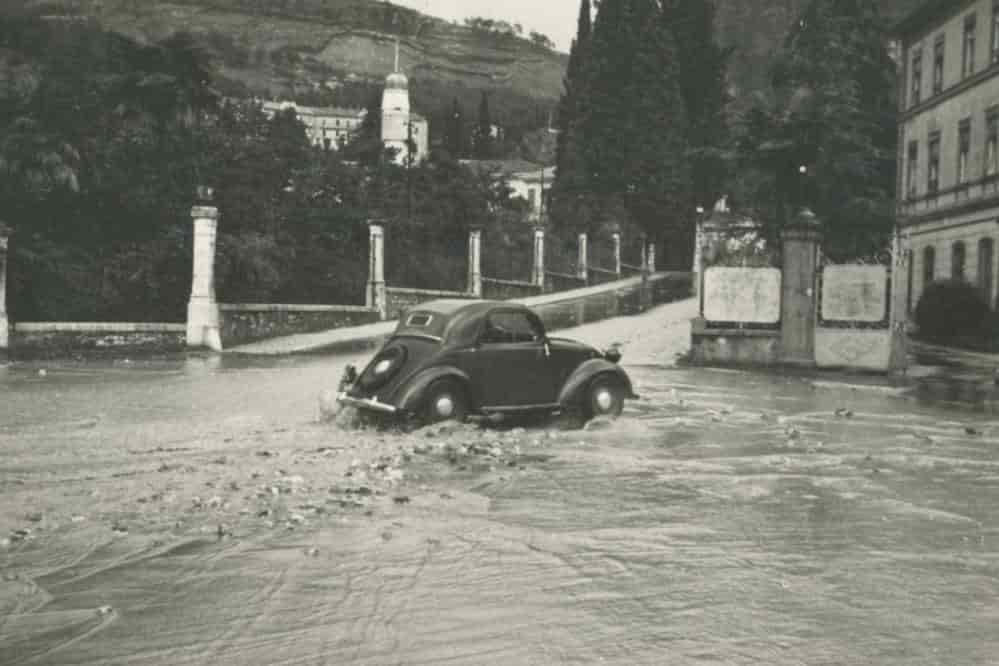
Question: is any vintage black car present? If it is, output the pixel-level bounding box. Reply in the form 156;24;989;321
336;299;636;423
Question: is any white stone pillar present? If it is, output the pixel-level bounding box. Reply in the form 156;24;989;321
366;221;387;319
646;240;657;273
0;224;9;355
577;232;588;282
467;228;482;297
531;226;546;288
612;231;622;278
186;205;221;351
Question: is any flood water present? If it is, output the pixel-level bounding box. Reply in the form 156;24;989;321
2;345;999;664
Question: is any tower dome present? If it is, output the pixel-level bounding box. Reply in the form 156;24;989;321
385;71;408;91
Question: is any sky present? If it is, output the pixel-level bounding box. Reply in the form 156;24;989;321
392;0;580;52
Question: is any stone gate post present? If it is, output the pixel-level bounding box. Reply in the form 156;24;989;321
366;221;387;319
646;239;657;273
779;208;823;366
577;232;588;283
612;231;622;278
467;227;482;297
0;223;10;357
531;226;545;289
186;195;222;351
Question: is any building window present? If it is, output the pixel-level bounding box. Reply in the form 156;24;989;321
928;132;940;194
979;238;995;306
907;140;919;198
953;241;967;282
993;1;999;64
963;14;977;78
987;110;998;177
923;246;936;288
911;48;922;106
958;119;971;184
933;35;945;94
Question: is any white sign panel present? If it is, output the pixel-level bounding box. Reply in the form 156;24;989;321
815;328;891;371
821;265;887;322
703;267;781;323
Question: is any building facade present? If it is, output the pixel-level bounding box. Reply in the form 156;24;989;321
895;0;999;312
260;101;365;150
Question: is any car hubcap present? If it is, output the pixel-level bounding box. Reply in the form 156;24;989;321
435;395;455;418
595;389;614;412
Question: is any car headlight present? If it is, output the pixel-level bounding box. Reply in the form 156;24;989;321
374;358;392;374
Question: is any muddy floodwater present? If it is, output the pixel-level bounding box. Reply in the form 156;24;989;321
2;350;999;664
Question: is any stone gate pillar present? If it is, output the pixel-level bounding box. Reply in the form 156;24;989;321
888;226;910;374
612;231;622;278
186;197;221;351
531;226;545;289
467;227;482;297
0;223;10;357
577;232;588;283
366;221;387;319
646;240;657;273
780;208;823;366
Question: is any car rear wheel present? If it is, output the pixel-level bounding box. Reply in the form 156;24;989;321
424;379;469;424
585;375;625;420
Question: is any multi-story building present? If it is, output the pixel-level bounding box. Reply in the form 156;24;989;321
895;0;999;311
460;160;555;222
260;100;365;150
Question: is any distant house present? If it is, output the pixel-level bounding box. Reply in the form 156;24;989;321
460;159;556;222
260;100;365;150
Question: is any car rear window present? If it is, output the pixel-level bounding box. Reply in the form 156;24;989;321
405;313;433;327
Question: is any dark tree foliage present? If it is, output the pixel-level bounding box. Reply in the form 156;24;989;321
737;0;897;260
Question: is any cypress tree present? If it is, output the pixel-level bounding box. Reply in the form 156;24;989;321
551;0;592;231
473;91;493;159
581;0;690;254
667;0;731;212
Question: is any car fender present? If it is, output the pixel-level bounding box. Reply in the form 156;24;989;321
396;366;473;413
557;359;636;406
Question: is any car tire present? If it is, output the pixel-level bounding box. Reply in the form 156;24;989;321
585;375;625;420
424;379;469;424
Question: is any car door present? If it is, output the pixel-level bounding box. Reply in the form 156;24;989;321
469;308;558;409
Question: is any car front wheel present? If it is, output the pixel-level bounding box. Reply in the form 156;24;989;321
586;375;625;420
424;379;469;424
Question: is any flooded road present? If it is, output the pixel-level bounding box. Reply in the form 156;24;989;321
2;345;999;664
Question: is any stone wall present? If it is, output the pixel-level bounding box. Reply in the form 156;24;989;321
219;304;380;348
11;323;186;360
545;272;587;293
481;278;541;301
385;287;473;321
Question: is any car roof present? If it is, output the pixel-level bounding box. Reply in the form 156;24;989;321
393;299;532;343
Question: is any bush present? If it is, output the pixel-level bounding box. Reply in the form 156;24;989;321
914;280;990;343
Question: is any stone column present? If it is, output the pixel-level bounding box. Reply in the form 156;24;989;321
888;226;910;374
0;223;9;357
612;231;622;278
646;239;657;273
779;208;823;366
577;232;588;283
531;226;545;289
366;221;387;319
467;228;482;297
186;201;221;351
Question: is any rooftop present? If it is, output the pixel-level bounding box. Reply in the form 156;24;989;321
892;0;973;37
